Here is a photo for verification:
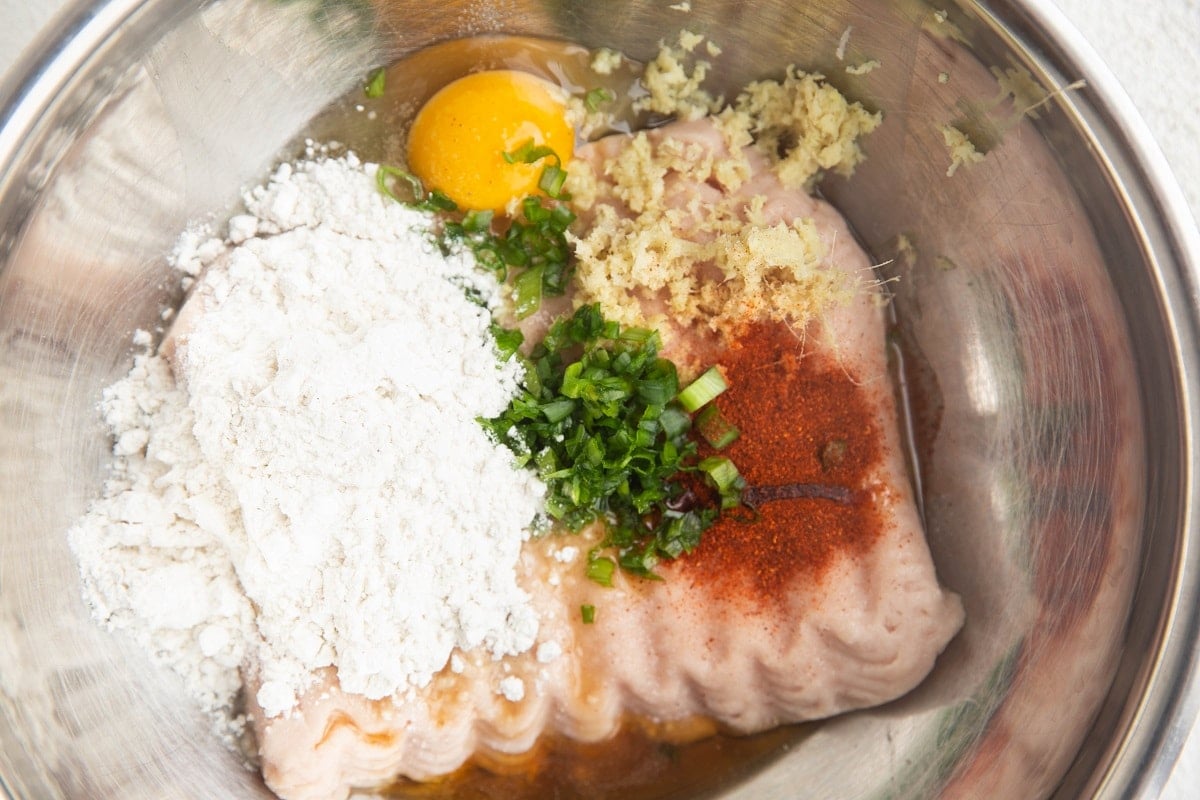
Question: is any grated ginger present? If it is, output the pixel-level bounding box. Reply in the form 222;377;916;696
590;47;624;76
845;59;881;76
566;128;859;337
567;35;879;339
716;67;882;190
625;34;880;189
633;31;722;121
941;124;984;176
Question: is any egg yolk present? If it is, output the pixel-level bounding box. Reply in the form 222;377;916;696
406;70;575;213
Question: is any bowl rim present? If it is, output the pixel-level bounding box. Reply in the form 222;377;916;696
1;1;1198;797
1002;0;1200;795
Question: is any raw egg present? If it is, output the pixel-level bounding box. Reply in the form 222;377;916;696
406;70;574;212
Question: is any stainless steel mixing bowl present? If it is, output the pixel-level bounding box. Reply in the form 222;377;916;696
2;1;1198;798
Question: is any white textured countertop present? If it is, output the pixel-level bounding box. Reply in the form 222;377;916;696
2;1;1198;797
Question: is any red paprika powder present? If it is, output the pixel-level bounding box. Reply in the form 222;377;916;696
675;321;887;608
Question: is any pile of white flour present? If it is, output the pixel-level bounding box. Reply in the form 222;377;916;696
68;153;546;731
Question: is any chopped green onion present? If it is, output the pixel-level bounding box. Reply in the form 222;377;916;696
635;359;679;405
482;306;745;582
501;141;570;200
375;166;458;212
619;545;662;576
364;67;386;98
490;325;524;361
540;398;576;424
461;209;493;234
699;456;745;509
502;139;561;166
659;406;691;439
585;554;616;587
549;204;576;232
375;165;424;205
472;245;504;275
581;604;596;624
418;189;458;212
374;163;570;316
584;87;615;112
523;196;550;224
696;404;740;450
538;164;568;199
678;366;728;412
699;456;740;490
512;264;545;319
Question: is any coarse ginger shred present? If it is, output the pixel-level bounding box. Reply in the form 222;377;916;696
566;59;879;336
716;65;882;190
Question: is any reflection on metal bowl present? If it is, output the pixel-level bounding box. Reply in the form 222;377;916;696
0;1;1197;798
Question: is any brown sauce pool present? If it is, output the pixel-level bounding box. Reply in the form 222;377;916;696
382;721;814;799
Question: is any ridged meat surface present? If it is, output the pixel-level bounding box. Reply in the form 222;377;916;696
252;121;964;800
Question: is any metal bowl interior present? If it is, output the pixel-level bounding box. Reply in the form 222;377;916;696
1;1;1197;798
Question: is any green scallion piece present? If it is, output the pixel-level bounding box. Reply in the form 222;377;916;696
699;456;745;509
696;404;740;450
538;164;567;199
480;306;742;583
376;165;424;205
462;209;493;234
634;359;678;405
419;189;458;213
376;165;459;213
581;604;596;624
549;204;576;232
699;456;740;491
513;264;545;319
490;325;524;361
659;406;691;439
364;67;386;98
503;139;561;166
584;87;615;112
585;554;616;587
540;398;576;424
678;366;728;412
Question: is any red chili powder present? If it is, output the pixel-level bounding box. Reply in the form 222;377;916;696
676;321;887;607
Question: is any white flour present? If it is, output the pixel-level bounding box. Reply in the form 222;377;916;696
68;154;546;730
